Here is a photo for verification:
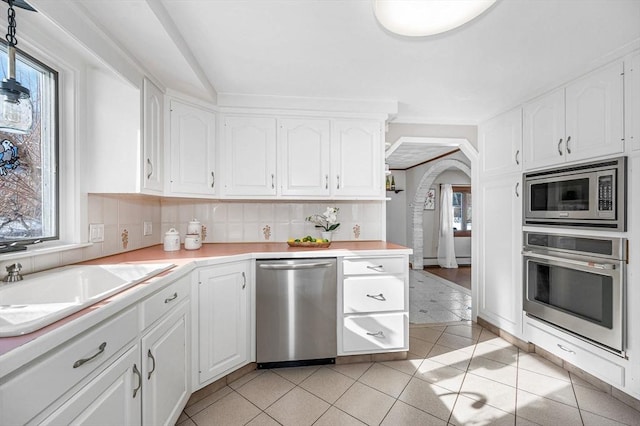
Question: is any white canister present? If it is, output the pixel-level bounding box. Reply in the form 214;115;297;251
184;234;201;250
187;219;201;237
163;228;180;251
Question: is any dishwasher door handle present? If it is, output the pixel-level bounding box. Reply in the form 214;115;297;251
259;262;334;270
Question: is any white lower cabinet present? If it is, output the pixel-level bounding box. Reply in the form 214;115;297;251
339;255;409;355
195;261;252;388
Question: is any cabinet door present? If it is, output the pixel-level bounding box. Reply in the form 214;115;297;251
565;61;624;162
629;54;640;152
479;107;522;175
169;100;217;196
42;345;141;426
141;299;190;426
331;120;383;197
279;118;331;196
523;88;566;169
142;78;164;194
478;174;522;337
223;116;277;196
197;262;250;385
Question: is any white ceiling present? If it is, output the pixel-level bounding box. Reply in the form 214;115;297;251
65;0;640;126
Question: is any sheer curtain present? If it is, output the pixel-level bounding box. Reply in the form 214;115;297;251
437;184;458;268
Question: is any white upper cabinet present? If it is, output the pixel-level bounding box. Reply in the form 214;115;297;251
222;116;277;196
524;60;624;170
331;120;383;197
278;118;331;196
142;78;164;194
479;107;523;176
169;100;217;197
627;52;640;152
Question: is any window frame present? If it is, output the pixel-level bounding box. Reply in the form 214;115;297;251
452;185;471;237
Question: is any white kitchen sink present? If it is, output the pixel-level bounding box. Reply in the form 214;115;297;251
0;263;174;337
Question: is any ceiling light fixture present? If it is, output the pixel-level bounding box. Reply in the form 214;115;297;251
373;0;496;37
0;0;35;134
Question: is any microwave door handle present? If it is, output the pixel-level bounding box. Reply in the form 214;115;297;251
522;251;615;270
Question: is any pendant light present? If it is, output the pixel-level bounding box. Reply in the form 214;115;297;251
0;0;34;134
373;0;496;37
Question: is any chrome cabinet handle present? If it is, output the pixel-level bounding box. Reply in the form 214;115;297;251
242;271;246;289
557;138;563;155
366;265;384;271
515;182;520;198
366;331;385;338
515;150;520;165
557;344;576;354
259;262;333;270
523;250;616;270
271;173;275;189
146;158;153;179
73;342;107;368
164;292;178;303
211;171;215;188
366;293;386;301
147;349;156;379
325;174;329;190
133;364;141;398
566;136;572;154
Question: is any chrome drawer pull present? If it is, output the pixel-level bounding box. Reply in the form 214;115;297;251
164;292;178;303
366;293;386;301
147;349;156;379
133;364;141;398
366;331;385;338
557;344;576;354
366;265;384;271
73;342;107;368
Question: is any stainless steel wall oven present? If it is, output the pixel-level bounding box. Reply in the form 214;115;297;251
523;232;627;353
524;157;627;231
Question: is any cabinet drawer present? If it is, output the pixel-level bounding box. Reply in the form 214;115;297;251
141;274;190;330
0;307;138;426
343;276;405;314
524;319;625;387
342;313;407;354
343;257;406;276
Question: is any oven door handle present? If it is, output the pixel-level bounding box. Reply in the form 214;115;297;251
522;251;616;270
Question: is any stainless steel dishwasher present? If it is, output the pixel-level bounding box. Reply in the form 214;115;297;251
256;258;337;368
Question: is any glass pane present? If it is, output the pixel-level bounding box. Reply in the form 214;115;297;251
530;178;590;211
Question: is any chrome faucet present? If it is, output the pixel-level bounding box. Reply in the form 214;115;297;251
2;262;23;282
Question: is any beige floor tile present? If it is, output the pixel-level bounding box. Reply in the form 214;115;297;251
517;368;577;407
314;406;366;426
436;332;476;351
381;400;447;425
445;324;482;341
176;411;189;424
190;392;261;426
245;412;281;426
328;362;372;380
358;363;412;398
398;377;457;422
186;379;226;407
460;373;517;414
449;394;515;426
228;369;265;390
409;336;436;357
516;389;582;426
409;326;443;343
580;410;629;426
235;370;295;410
473;341;519;365
414;358;467;392
271;365;319;384
334;382;396;426
265;387;330;426
427;344;473;371
573;384;640;425
184;385;233;417
569;371;607;392
515;416;541;425
467;356;518;387
477;329;516;349
177;418;196;426
380;358;423;376
299;367;355;404
517;353;570;381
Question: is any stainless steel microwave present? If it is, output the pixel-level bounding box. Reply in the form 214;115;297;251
523;157;627;231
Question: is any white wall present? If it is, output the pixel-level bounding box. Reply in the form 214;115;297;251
385;171;407;246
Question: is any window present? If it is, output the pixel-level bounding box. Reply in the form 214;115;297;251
0;43;58;249
452;185;471;237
